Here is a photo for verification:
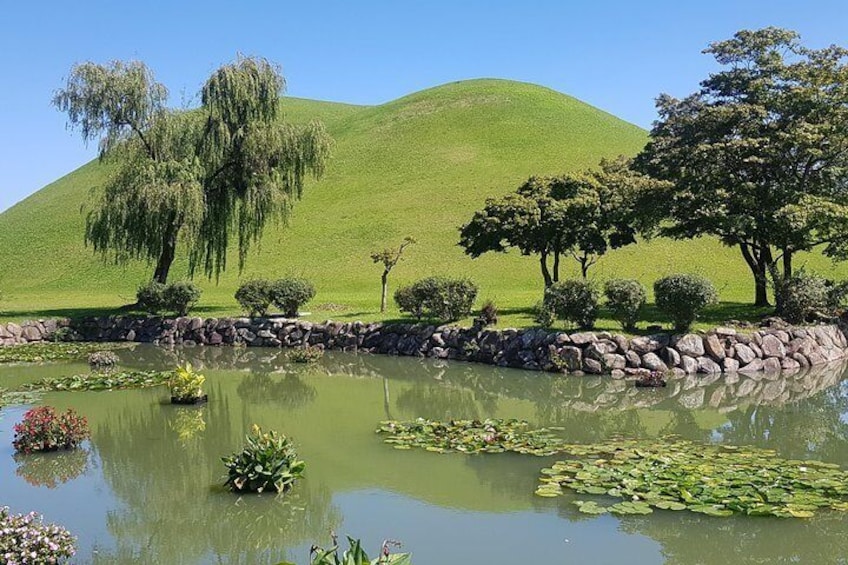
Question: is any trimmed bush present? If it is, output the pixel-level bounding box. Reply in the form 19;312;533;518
777;272;829;323
136;281;166;312
544;279;599;329
235;279;275;316
162;281;201;316
137;280;201;315
604;279;647;331
270;278;316;317
394;276;478;322
654;274;718;332
222;425;305;494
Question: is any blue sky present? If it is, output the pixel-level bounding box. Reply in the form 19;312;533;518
1;0;845;211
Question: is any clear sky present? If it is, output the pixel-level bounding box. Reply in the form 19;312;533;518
1;0;845;212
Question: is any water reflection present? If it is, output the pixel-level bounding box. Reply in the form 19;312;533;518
90;381;341;564
14;448;90;488
6;346;848;564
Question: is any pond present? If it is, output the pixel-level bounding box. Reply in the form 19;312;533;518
2;345;848;564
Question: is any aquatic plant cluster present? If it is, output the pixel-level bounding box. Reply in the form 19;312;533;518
294;535;411;565
376;418;564;456
168;363;206;401
0;506;76;564
537;437;848;518
377;419;848;519
223;425;306;494
287;345;325;364
0;342;129;363
12;406;89;454
18;370;172;392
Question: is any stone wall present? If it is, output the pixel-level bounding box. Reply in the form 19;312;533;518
2;315;844;377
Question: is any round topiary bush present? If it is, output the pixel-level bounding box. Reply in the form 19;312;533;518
654;274;718;332
777;272;830;323
603;279;647;331
136;281;166;313
162;281;201;316
394;276;478;322
270;278;316;317
222;425;305;494
544;279;599;329
235;279;275;317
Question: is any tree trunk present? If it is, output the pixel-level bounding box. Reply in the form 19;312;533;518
380;271;389;313
540;251;552;288
553;251;560;283
740;243;770;307
152;229;178;284
580;256;589;279
783;249;793;280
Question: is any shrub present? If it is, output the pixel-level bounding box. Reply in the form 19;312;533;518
137;281;201;315
532;300;554;328
169;363;206;402
235;279;275;316
309;536;412;565
827;280;848;311
475;299;498;327
162;281;201;316
13;406;89;454
654;274;718;332
270;278;316;317
394;276;478;322
136;281;166;312
603;279;647;331
287;345;324;364
222;425;305;494
0;506;76;564
544;279;599;329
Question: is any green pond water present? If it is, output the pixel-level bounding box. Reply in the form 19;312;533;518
2;345;848;564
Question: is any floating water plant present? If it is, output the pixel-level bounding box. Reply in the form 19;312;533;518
168;363;207;404
287;345;324;364
536;437;848;518
18;370;172;393
223;425;305;494
0;342;131;363
376;418;565;456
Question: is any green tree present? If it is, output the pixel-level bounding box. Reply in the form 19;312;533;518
370;236;415;313
54;56;332;284
459;158;649;285
634;28;848;307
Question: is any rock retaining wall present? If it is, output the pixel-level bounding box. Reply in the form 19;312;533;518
1;315;846;377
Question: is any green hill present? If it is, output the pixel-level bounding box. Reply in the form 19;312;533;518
1;78;844;325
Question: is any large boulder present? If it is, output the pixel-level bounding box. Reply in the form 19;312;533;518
760;334;786;359
675;334;704;357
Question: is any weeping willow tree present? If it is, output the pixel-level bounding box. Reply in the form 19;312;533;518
54;56;332;283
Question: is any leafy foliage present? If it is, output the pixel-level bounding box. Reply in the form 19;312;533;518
19;370;171;393
0;506;76;564
543;279;599;329
54;56;332;283
634;27;848;306
287;345;324;364
777;271;830;323
459;158;655;285
0;342;130;364
603;279;647;331
137;280;200;315
271;277;316;317
376;418;564;456
654;274;718;332
282;536;411;565
235;278;275;316
168;362;206;401
393;276;478;322
476;299;499;327
223;425;305;494
162;281;201;316
13;406;89;454
536;437;848;518
532;299;555;328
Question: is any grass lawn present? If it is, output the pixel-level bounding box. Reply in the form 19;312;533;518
1;78;845;330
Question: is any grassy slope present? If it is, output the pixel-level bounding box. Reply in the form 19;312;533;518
1;78;844;327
